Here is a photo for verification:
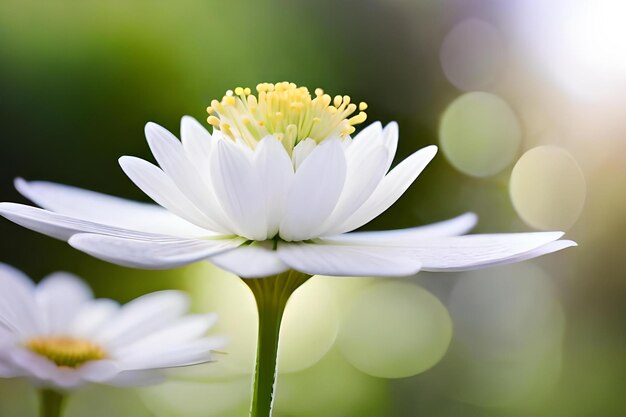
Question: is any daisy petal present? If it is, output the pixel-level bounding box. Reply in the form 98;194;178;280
0;263;41;337
68;234;244;270
14;179;208;238
114;314;218;358
292;138;316;170
254;137;294;236
211;140;267;240
209;244;289;278
321;144;388;233
323;212;478;243
418;234;576;271
180;116;213;168
277;241;422;277
36;272;92;334
78;360;120;383
118;338;220;370
119;156;221;232
382;122;399;172
70;299;120;337
95;290;189;347
0;203;183;241
280;139;347;241
351;122;383;148
328;145;438;235
145;122;231;232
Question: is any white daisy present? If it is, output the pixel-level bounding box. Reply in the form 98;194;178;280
0;82;575;279
0;263;223;390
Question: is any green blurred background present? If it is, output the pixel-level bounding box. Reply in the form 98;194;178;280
1;0;625;416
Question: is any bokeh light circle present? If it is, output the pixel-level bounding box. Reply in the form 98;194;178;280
510;145;586;230
338;281;452;379
439;92;522;177
440;18;505;91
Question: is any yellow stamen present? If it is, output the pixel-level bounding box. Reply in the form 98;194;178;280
205;82;368;150
25;336;106;368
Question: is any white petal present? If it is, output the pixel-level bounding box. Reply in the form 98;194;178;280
95;290;189;347
36;272;93;334
323;212;478;243
331;231;572;272
351;122;383;147
69;299;120;338
119;156;221;232
78;359;120;383
145;123;232;233
320;144;388;234
69;234;244;270
209;244;289;278
292;138;317;170
211;139;267;240
0;203;188;242
416;233;576;271
277;241;422;277
280;139;347;241
180;116;213;168
114;314;218;357
382;122;399;172
345;123;384;167
329;145;438;235
0;263;41;337
117;338;219;370
14;178;208;238
254;137;294;236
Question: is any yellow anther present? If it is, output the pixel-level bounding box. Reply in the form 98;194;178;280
359;102;368;111
205;82;368;148
221;123;234;139
206;106;214;114
349;111;367;124
26;337;106;368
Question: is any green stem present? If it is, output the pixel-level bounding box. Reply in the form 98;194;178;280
39;389;66;417
243;270;310;417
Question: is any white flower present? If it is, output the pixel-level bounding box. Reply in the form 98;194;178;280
0;82;575;278
0;263;223;389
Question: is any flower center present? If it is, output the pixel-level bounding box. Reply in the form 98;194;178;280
25;336;106;368
206;81;368;150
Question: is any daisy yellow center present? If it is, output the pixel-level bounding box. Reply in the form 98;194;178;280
25;336;106;368
206;81;368;150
